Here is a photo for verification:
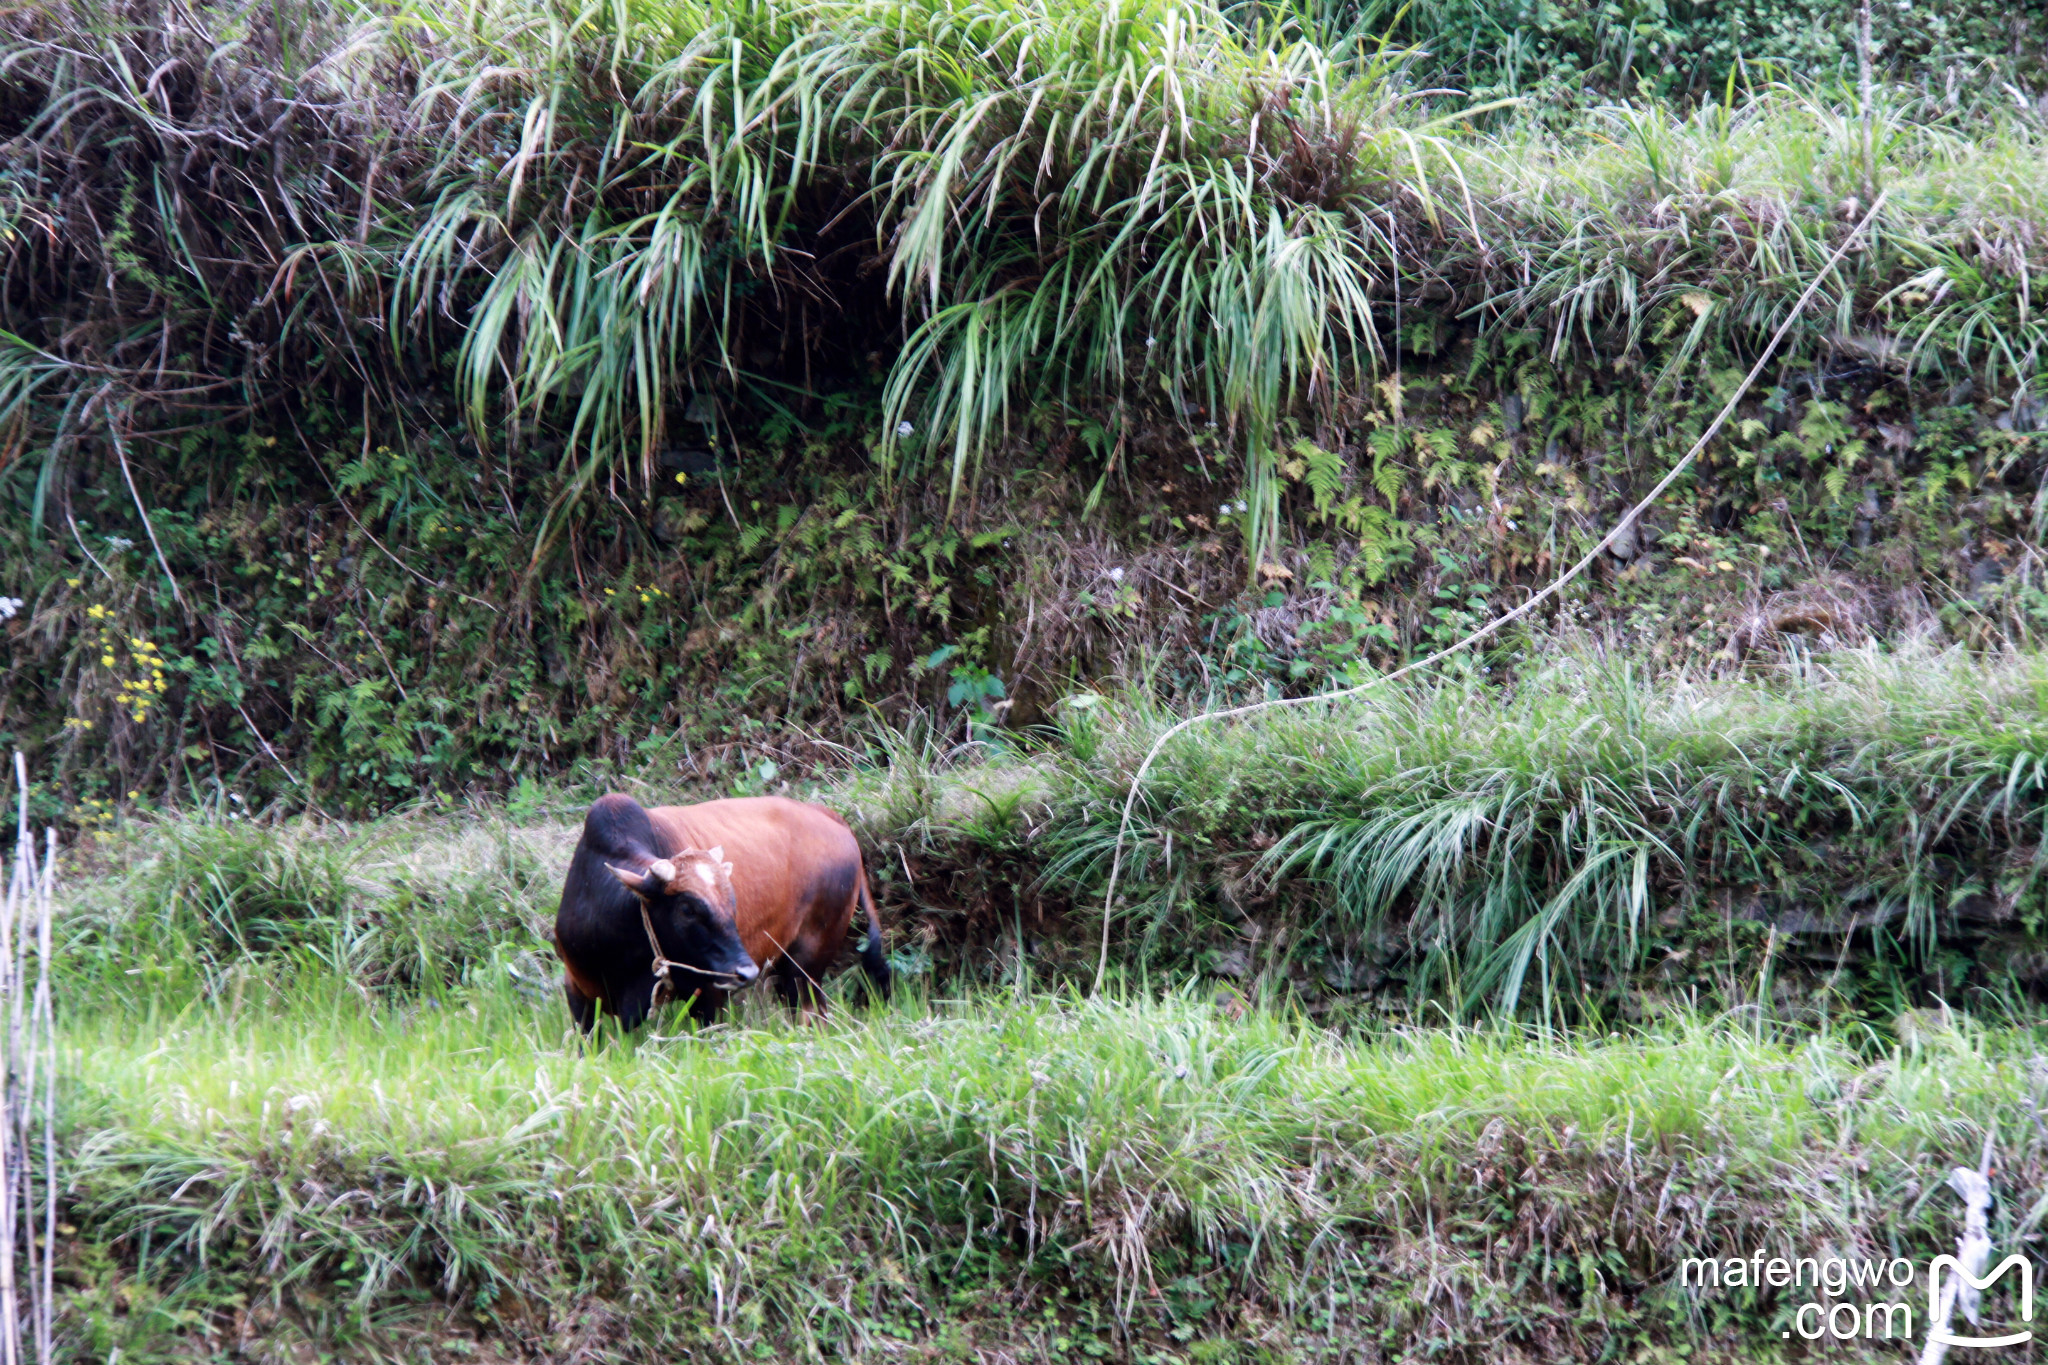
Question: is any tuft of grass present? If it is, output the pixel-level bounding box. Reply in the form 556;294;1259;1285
1041;644;2048;1015
62;811;568;1004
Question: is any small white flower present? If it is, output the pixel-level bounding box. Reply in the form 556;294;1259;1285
1235;499;1248;513
0;597;19;621
1108;567;1125;583
1144;336;1156;348
1220;502;1234;515
105;536;134;551
895;421;915;439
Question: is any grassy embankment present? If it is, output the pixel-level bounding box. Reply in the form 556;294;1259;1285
49;649;2048;1359
5;0;2048;810
60;979;2047;1362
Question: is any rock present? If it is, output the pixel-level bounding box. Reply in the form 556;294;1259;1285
1209;947;1251;979
1608;514;1640;561
659;446;723;476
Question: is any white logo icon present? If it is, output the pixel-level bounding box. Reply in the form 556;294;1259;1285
1928;1254;2034;1349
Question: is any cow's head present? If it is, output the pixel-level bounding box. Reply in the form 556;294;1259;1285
607;846;758;987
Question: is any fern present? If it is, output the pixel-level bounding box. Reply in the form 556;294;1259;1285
1824;462;1850;502
1412;428;1450;459
1293;439;1347;513
1306;541;1337;585
1349;503;1410;585
1367;426;1407;510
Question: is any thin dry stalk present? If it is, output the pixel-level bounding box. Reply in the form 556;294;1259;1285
1;754;57;1365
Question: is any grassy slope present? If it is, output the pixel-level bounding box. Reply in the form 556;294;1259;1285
56;647;2048;1020
60;979;2048;1362
46;650;2048;1359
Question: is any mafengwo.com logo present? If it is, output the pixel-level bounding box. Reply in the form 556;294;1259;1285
1679;1250;2034;1345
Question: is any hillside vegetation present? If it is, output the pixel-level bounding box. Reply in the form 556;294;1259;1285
1;0;2046;813
60;991;2048;1363
14;3;2048;1359
51;809;2048;1361
33;647;2048;1359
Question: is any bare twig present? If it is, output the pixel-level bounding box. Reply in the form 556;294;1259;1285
107;413;187;611
3;752;57;1365
63;513;112;581
233;701;306;790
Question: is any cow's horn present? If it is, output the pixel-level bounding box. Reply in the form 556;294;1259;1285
607;863;648;891
706;845;724;864
646;859;678;886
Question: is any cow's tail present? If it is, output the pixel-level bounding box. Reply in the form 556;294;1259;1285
856;866;892;1001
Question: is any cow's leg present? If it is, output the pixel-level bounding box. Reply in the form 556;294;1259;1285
607;974;657;1032
563;978;598;1034
771;954;830;1025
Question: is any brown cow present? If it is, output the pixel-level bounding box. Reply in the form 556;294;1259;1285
553;792;889;1031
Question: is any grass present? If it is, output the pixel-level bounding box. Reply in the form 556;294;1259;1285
8;0;2048;811
1042;643;2048;1017
57;969;2048;1360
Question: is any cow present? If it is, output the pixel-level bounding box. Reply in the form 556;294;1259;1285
553;792;889;1031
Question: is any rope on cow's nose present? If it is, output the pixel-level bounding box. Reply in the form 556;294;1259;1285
639;898;750;1008
1088;190;1892;997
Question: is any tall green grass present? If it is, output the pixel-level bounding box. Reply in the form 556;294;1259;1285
5;0;2045;564
1037;644;2048;1016
48;649;2048;1354
58;973;2048;1359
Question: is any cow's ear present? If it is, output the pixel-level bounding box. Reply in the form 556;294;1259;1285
607;863;649;894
